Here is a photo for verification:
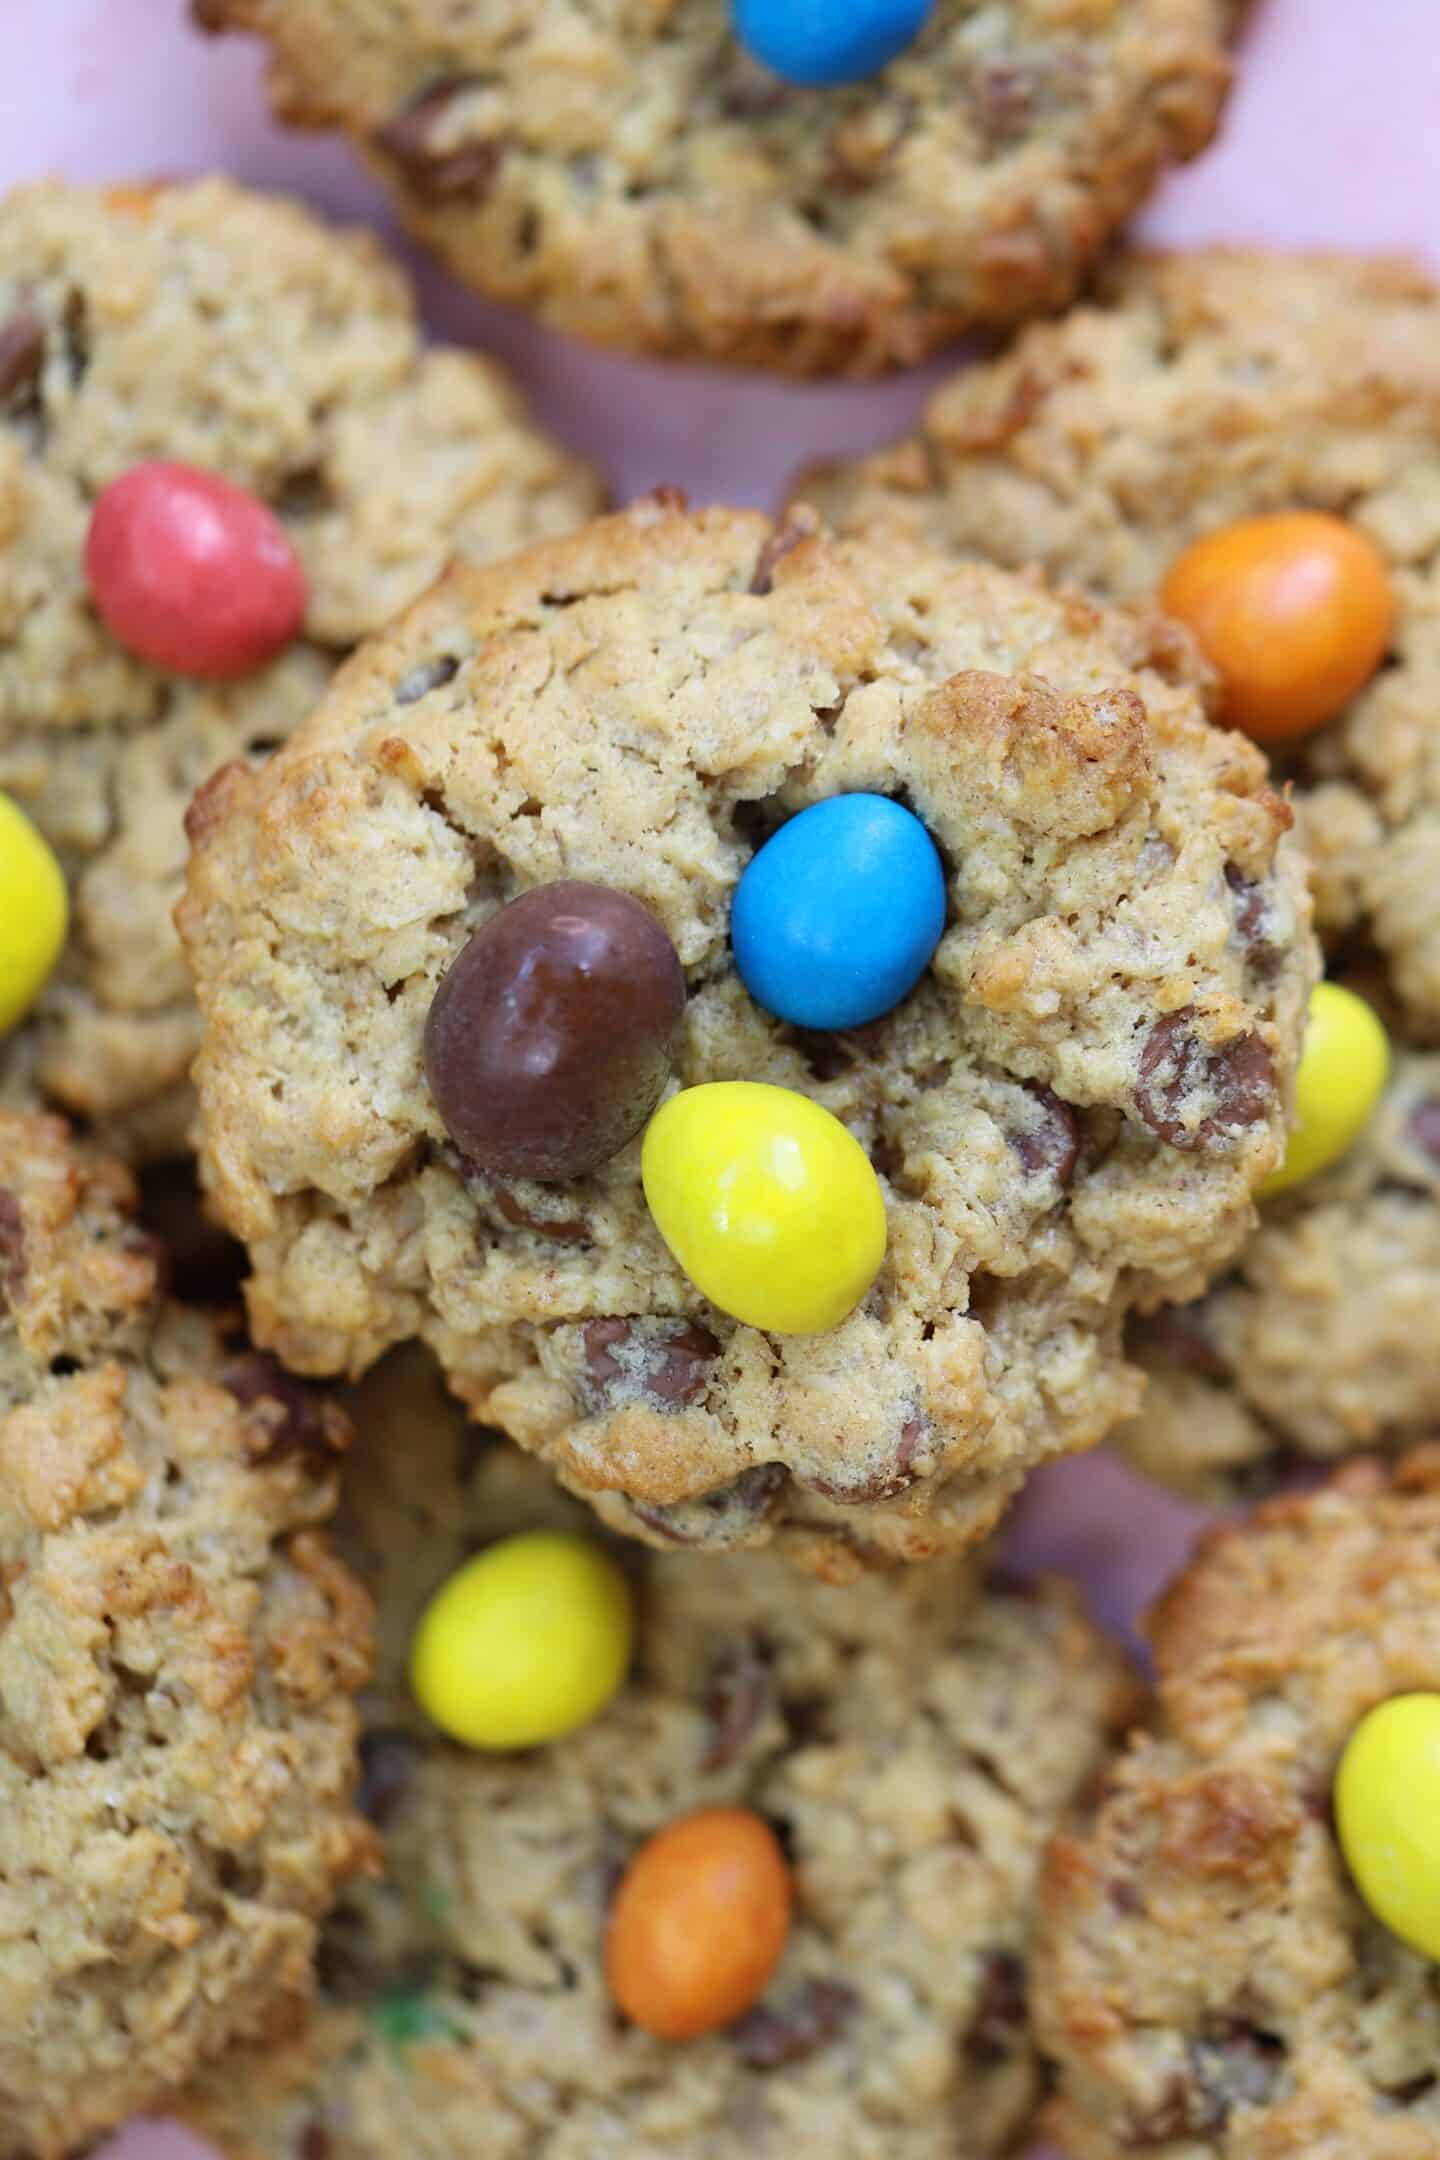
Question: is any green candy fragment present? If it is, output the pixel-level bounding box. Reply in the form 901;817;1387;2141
369;1984;459;2051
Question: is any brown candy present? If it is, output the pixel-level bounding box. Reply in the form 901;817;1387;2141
424;881;686;1183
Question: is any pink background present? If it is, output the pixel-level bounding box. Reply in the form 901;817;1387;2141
3;3;1434;2153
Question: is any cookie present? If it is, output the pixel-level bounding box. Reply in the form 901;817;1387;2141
802;249;1440;1031
176;1346;1138;2159
178;499;1315;1571
190;0;1242;379
1115;1030;1440;1496
0;177;602;1159
0;1108;375;2160
1034;1452;1440;2158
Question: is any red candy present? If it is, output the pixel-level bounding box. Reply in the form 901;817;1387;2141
84;461;307;677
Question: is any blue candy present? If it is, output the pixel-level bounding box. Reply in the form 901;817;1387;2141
733;794;946;1031
733;0;932;89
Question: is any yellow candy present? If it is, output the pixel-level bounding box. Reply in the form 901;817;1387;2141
1335;1694;1440;1960
1261;981;1390;1197
410;1530;633;1751
641;1081;887;1334
0;792;67;1037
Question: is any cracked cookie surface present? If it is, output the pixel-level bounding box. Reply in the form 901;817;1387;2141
176;1347;1138;2160
179;500;1315;1572
0;176;602;1158
192;0;1241;378
0;1108;375;2160
1117;1037;1440;1497
803;249;1440;1032
1035;1453;1440;2159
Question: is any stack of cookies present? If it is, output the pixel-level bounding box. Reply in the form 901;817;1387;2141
3;5;1440;2155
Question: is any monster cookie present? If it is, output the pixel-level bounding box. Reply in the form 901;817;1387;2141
0;177;602;1157
0;1109;375;2160
179;501;1315;1570
1117;1015;1440;1497
802;249;1440;1033
1034;1452;1440;2158
191;0;1242;378
177;1348;1138;2159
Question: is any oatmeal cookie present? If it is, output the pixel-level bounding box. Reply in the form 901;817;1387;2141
0;176;602;1158
802;249;1440;1030
1115;1036;1440;1496
1034;1452;1440;2158
177;1347;1138;2159
0;1108;375;2159
190;0;1243;379
179;500;1315;1571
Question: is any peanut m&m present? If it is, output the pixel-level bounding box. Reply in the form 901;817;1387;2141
424;881;686;1183
1335;1694;1440;1961
607;1808;793;2040
0;792;67;1036
642;1081;886;1334
732;794;946;1031
1260;982;1390;1197
410;1529;634;1751
733;0;932;87
1161;511;1394;744
85;460;307;678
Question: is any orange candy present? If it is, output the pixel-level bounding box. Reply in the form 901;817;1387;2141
1160;510;1394;742
605;1808;793;2040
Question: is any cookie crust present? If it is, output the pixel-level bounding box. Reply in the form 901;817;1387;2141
803;249;1440;1030
1035;1452;1440;2158
1118;1042;1440;1496
0;177;601;1157
193;0;1242;378
180;500;1315;1571
177;1348;1138;2160
0;1110;375;2158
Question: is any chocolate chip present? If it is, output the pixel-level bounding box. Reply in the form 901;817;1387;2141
702;1641;774;1771
627;1463;788;1546
963;1950;1028;2067
300;2126;333;2160
60;289;89;388
731;1978;858;2069
0;303;44;405
357;1728;420;1828
721;53;798;118
490;1183;589;1242
1124;1302;1227;1381
0;1188;25;1308
971;62;1035;145
1134;1013;1274;1150
581;1317;720;1411
1124;2022;1285;2145
750;510;818;595
1409;1098;1440;1165
805;1415;925;1505
373;83;504;202
1224;862;1271;948
1010;1083;1079;1186
395;655;459;706
221;1351;336;1463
